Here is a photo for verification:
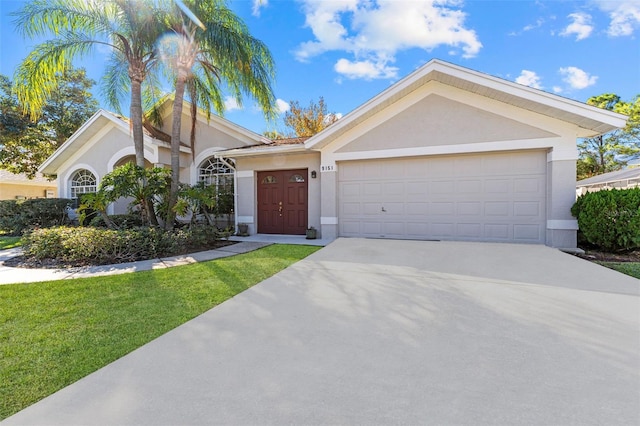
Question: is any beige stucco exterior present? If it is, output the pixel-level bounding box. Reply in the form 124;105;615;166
41;60;626;249
0;171;57;200
41;101;264;215
311;81;587;247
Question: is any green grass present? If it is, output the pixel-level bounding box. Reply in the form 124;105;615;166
0;236;21;250
598;262;640;279
0;244;321;420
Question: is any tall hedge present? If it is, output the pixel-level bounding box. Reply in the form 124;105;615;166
571;188;640;251
0;198;72;235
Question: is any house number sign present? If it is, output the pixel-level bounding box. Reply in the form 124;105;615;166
320;164;336;172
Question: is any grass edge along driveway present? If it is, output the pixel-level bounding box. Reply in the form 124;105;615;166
0;244;321;420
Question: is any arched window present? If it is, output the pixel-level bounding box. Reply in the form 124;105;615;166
198;157;235;187
69;169;97;199
198;157;235;215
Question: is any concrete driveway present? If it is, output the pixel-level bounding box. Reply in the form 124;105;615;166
3;238;639;425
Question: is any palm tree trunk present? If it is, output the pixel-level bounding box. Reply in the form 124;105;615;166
130;69;159;227
130;78;145;168
165;72;187;230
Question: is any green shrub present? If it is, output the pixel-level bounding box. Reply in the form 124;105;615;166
21;225;225;266
571;188;640;251
89;213;145;229
0;198;72;235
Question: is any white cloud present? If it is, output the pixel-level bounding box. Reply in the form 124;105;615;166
515;70;543;89
509;17;545;36
559;66;598;90
334;58;399;80
595;0;640;36
276;98;290;114
224;96;242;111
252;0;268;17
295;0;481;80
560;12;593;40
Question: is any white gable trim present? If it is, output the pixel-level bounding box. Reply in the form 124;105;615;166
329;139;561;163
39;109;159;174
304;59;627;151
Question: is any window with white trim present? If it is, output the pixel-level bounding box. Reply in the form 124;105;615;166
198;157;235;215
69;169;97;199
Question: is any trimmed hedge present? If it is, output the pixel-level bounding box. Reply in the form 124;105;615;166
0;198;72;235
571;188;640;251
22;225;227;266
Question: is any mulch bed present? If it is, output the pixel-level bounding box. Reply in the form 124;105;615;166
2;240;237;270
575;247;640;263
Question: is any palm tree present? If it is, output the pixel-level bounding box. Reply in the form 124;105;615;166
157;0;277;229
13;0;168;224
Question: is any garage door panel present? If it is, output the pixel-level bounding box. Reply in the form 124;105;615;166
458;202;482;215
457;223;482;238
514;178;543;194
363;183;382;195
343;202;360;215
407;181;428;195
514;201;541;217
338;151;546;243
485;179;510;194
485;224;510;239
432;223;455;237
428;158;456;177
485;202;510;216
457;180;482;193
431;180;454;194
514;224;542;241
455;157;484;176
383;222;406;236
341;183;360;196
407;202;429;215
363;203;380;215
384;182;405;195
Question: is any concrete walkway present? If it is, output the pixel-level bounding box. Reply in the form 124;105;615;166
2;238;639;425
0;234;327;285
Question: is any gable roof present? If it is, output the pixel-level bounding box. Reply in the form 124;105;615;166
577;167;640;187
39;99;270;174
39;109;155;175
152;95;271;145
304;59;628;150
214;137;310;158
0;170;55;186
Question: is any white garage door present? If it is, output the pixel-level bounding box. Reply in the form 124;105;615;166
338;151;547;243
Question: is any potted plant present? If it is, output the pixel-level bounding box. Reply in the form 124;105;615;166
306;226;317;240
237;223;249;237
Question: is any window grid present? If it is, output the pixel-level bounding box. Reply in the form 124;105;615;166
198;157;235;215
70;169;97;199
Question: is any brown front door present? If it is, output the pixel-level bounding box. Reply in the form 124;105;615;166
257;169;308;235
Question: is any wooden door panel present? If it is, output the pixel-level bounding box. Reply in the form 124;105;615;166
257;169;308;235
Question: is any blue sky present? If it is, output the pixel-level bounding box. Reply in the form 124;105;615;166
1;0;639;135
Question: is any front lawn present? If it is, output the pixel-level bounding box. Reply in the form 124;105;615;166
598;262;640;279
0;236;21;250
0;244;320;420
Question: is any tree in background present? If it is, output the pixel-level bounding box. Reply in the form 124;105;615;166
13;0;174;225
12;0;167;169
0;69;98;178
577;93;640;180
282;97;339;138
